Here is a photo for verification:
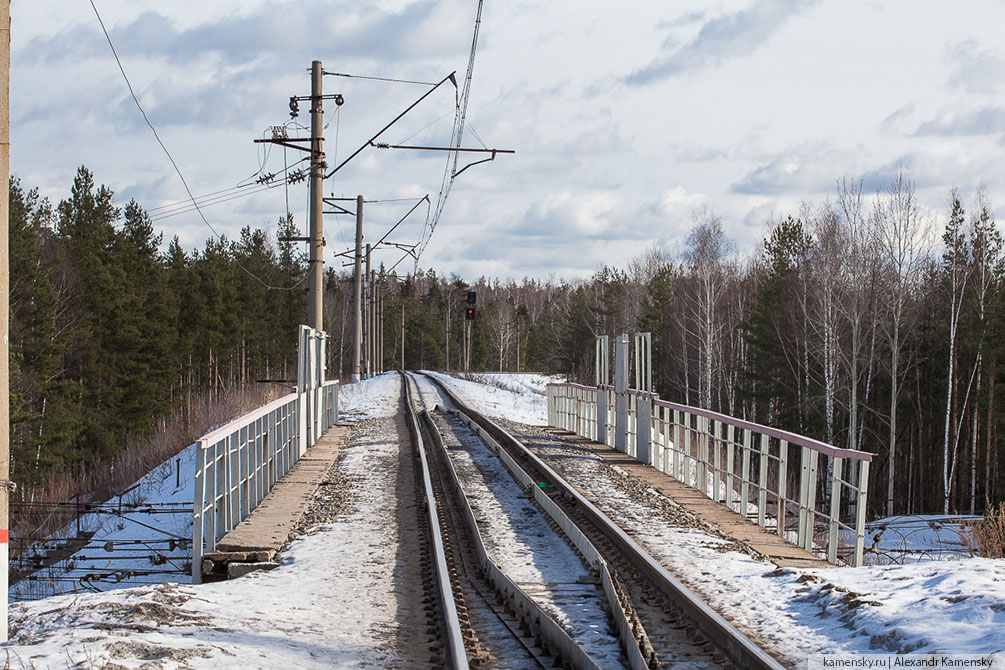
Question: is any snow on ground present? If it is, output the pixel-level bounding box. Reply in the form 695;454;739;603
477;373;562;396
10;443;198;602
862;515;980;564
5;374;412;669
10;374;405;603
424;374;1005;660
6;372;1004;668
337;372;401;419
528;436;1005;663
423;371;552;426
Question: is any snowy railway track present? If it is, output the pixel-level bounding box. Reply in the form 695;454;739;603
413;372;787;670
405;372;617;669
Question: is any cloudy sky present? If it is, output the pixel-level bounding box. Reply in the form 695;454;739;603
11;0;1005;280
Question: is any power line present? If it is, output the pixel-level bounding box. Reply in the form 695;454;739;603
325;71;438;86
87;0;302;292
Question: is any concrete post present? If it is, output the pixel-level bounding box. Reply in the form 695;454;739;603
351;196;363;382
614;335;628;453
364;245;371;378
307;61;324;331
0;0;9;642
637;393;652;464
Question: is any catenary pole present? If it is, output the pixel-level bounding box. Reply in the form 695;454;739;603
308;60;325;331
365;245;372;378
351;196;363;382
1;0;10;642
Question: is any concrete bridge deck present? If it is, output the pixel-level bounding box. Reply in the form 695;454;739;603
201;423;353;579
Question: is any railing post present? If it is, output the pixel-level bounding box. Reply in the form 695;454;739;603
777;439;788;538
802;448;819;552
855;460;869;566
757;433;768;528
712;419;721;503
725;424;735;509
614;335;628;452
192;444;206;584
683;412;693;487
798;445;810;548
671;409;679;482
637;393;652;465
596;387;607;444
208;442;219;550
703;415;711;496
828;456;843;564
547;387;555;427
740;429;751;519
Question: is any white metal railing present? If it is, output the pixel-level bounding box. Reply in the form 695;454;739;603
547;383;873;566
192;380;338;582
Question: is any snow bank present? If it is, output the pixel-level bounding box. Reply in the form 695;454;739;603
423;371;555;425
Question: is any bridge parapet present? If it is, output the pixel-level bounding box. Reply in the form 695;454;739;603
192;325;338;583
547;382;872;567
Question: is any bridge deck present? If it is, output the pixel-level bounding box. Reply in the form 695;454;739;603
543;428;830;569
202;423;353;578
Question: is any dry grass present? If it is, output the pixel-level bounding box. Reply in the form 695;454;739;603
10;385;280;563
964;502;1005;558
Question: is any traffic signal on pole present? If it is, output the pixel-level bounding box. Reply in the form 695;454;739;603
467;291;477;305
465;306;476;321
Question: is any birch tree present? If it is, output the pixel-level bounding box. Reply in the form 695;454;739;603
965;188;1001;513
942;192;971;514
872;173;931;515
685;212;728;410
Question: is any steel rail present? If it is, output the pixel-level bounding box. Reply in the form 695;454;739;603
405;373;605;670
423;373;787;670
417;405;552;669
402;375;468;670
445;406;655;670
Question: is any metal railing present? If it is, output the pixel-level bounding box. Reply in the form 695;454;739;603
192;380;338;582
548;382;872;566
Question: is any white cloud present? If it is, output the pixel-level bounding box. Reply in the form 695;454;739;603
625;0;819;85
9;0;1005;280
945;40;1005;96
520;191;620;238
914;106;1005;137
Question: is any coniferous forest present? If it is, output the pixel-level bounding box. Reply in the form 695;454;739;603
9;167;1003;525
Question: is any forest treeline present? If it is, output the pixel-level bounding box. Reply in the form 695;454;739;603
10;167;307;488
9;167;1003;519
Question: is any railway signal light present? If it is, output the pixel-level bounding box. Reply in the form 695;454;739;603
465;306;476;321
467;291;477;305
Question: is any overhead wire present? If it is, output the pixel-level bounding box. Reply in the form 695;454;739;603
413;0;486;268
87;0;304;291
148;157;308;221
150;182;280;222
325;71;438;86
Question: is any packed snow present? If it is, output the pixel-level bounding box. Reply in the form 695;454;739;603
9;444;198;602
5;375;413;668
422;370;556;426
4;371;1004;669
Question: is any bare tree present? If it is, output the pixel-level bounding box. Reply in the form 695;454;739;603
872;172;932;515
942;191;971;514
834;179;878;453
485;299;515;372
685;211;729;410
965;187;1001;513
809;206;843;446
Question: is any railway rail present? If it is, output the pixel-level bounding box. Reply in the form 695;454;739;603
405;373;610;669
407;371;787;670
